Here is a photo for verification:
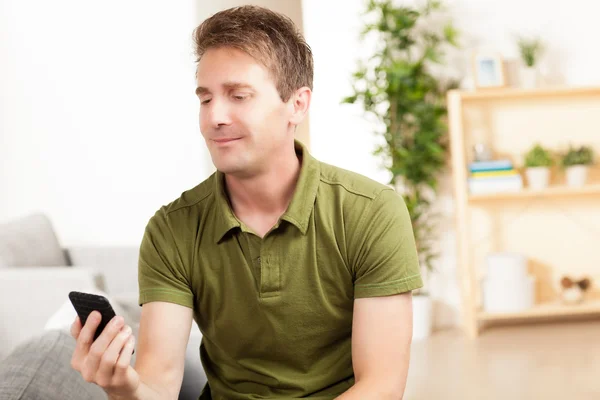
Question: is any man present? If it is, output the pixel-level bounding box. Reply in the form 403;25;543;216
70;5;423;400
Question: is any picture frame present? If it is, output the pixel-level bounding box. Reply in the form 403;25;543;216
472;52;506;89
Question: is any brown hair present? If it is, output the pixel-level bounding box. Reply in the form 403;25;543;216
193;5;313;102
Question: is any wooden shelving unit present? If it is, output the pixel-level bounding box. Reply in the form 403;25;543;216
458;85;600;101
468;183;600;203
479;298;600;322
447;86;600;338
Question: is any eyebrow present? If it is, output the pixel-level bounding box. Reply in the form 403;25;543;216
195;82;254;96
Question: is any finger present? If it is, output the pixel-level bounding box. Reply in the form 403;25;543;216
70;316;85;371
74;311;102;377
96;325;132;385
85;315;124;379
70;316;82;339
70;316;84;371
78;311;102;353
114;336;136;386
112;336;138;393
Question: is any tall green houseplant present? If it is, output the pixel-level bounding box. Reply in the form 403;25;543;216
342;0;459;285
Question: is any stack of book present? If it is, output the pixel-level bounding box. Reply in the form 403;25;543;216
468;160;523;194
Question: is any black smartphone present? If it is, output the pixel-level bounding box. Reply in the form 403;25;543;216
68;291;117;341
68;291;135;355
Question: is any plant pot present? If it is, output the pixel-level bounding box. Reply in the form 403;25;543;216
525;167;550;190
412;294;432;341
565;165;588;187
520;66;538;89
560;286;586;305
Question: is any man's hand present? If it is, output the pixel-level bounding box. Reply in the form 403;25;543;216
70;311;139;398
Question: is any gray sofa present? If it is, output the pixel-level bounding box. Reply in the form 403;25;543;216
0;331;111;400
0;213;207;400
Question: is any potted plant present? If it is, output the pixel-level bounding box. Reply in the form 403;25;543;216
342;0;459;340
516;35;543;89
561;145;595;187
524;143;553;189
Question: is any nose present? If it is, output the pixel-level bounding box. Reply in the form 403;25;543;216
207;97;232;128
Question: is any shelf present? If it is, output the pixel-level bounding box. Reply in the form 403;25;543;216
478;298;600;322
451;86;600;102
468;183;600;203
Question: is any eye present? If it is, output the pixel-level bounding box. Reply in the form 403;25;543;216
200;98;211;105
232;94;249;101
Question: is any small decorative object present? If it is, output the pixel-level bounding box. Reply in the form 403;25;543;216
560;145;595;187
517;35;543;89
472;52;506;89
469;119;493;162
559;276;592;305
524;143;554;190
473;143;493;161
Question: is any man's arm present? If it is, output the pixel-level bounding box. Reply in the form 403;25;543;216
336;292;413;400
127;301;194;400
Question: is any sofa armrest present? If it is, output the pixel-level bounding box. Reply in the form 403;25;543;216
0;266;103;360
64;247;140;296
64;247;139;268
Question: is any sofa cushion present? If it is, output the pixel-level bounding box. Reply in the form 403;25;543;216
0;213;68;267
0;330;108;400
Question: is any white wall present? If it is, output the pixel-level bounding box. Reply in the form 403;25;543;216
0;0;306;247
0;1;211;246
0;0;305;248
302;0;600;329
198;0;303;24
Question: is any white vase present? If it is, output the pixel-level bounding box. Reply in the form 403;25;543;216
412;295;432;341
565;165;588;187
526;167;550;190
520;66;538;89
482;275;536;313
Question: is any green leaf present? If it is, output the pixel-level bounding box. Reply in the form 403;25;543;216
443;24;459;47
341;95;358;104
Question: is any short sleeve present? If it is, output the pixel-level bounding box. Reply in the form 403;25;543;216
351;189;423;298
138;207;194;308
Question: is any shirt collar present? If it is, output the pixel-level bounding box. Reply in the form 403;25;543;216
280;140;320;235
213;169;241;244
213;140;320;243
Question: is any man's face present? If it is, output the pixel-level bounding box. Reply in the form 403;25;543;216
196;47;295;177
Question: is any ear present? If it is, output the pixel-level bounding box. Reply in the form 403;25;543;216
288;86;311;126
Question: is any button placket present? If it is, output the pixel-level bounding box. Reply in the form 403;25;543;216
259;239;281;298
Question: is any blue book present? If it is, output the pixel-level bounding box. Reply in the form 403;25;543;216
469;160;513;172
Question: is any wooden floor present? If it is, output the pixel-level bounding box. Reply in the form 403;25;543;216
404;319;600;400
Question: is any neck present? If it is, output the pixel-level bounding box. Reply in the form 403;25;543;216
225;144;301;217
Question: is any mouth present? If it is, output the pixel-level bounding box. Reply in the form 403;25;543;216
212;137;242;146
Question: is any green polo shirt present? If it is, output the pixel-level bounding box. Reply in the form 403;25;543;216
138;141;423;400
